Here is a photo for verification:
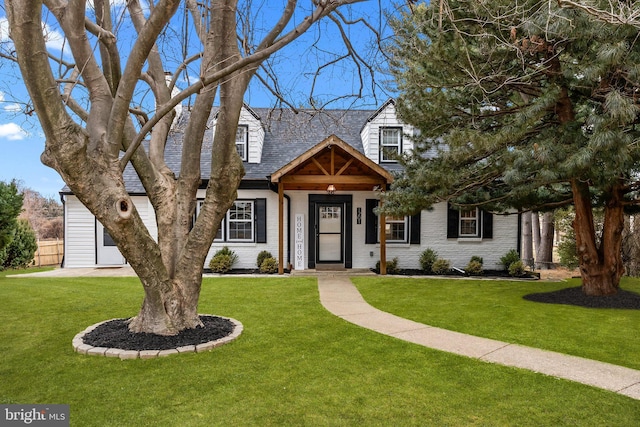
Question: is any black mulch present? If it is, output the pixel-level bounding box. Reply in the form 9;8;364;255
82;315;235;351
523;286;640;309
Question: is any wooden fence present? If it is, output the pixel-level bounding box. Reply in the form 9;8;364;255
34;239;64;267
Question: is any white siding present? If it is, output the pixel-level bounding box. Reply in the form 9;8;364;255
63;196;96;267
360;102;415;163
63;195;158;268
212;107;264;164
390;203;520;271
65;190;519;272
241;108;265;164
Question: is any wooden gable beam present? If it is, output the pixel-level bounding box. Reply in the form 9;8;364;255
336;158;354;176
311;158;330;176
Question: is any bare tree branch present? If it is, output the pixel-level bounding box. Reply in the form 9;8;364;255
557;0;640;28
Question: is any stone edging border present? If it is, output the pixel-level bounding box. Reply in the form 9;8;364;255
72;315;243;360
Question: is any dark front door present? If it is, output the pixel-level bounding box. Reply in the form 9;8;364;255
308;194;352;269
317;203;344;263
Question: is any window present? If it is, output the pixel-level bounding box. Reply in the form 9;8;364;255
383;215;408;243
195;198;266;243
380;127;402;162
227;201;254;241
103;228;117;246
459;208;479;236
235;125;248;161
365;199;420;245
446;204;493;239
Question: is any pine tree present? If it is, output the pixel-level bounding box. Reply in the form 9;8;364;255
384;1;640;295
0;181;24;252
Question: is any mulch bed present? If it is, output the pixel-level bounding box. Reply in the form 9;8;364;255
524;286;640;310
82;315;235;351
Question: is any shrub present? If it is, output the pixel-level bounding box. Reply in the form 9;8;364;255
470;255;483;265
465;259;483;276
0;220;38;270
208;254;234;273
419;248;438;273
208;246;238;273
500;249;520;271
376;257;400;274
259;257;278;274
431;258;450;275
256;250;273;268
508;260;526;277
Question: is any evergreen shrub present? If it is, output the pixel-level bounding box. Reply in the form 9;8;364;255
259;257;278;274
500;249;520;271
419;248;438;273
208;247;238;273
256;250;273;268
431;258;450;275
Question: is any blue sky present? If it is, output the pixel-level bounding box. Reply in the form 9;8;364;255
0;1;396;198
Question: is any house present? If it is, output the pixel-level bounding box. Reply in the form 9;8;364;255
61;100;521;272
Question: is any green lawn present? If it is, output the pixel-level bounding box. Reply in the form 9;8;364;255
0;271;639;426
353;276;640;370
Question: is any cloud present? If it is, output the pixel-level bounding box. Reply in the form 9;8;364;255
0;17;8;43
1;15;69;54
42;23;68;53
3;103;21;113
0;123;28;140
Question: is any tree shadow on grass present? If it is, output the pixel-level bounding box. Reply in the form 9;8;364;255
523;287;640;310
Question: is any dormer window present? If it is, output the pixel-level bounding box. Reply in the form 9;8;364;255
380;127;402;162
236;125;248;161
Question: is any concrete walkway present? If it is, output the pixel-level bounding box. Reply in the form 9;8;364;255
317;273;640;401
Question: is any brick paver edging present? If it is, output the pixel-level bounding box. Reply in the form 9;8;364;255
72;315;243;360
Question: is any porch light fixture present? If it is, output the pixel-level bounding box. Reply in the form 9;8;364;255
326;184;336;195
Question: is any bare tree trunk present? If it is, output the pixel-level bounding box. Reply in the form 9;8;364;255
532;211;541;251
7;0;368;335
535;212;555;270
522;211;533;268
572;180;624;296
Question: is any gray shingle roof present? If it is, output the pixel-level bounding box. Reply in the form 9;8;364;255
64;106;398;194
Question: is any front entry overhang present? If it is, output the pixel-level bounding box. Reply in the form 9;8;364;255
270;135;394;275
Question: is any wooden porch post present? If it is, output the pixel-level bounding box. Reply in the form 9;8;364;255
379;196;387;275
278;181;284;275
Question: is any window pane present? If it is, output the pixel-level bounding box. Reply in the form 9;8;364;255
235;126;247;160
460;219;477;235
228;201;253;241
459;209;478;236
385;222;406;241
381;216;407;242
381;128;401;161
103;228;117;246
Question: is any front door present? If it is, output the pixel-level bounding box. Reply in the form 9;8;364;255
308;194;352;269
317;204;344;264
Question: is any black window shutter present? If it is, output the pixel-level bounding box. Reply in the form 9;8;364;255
447;204;459;238
365;199;378;244
482;210;493;239
255;198;267;243
410;211;421;244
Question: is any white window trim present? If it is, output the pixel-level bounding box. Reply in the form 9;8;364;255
227;200;254;242
378;215;409;243
459;208;479;237
380;127;402;163
236;125;248;161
